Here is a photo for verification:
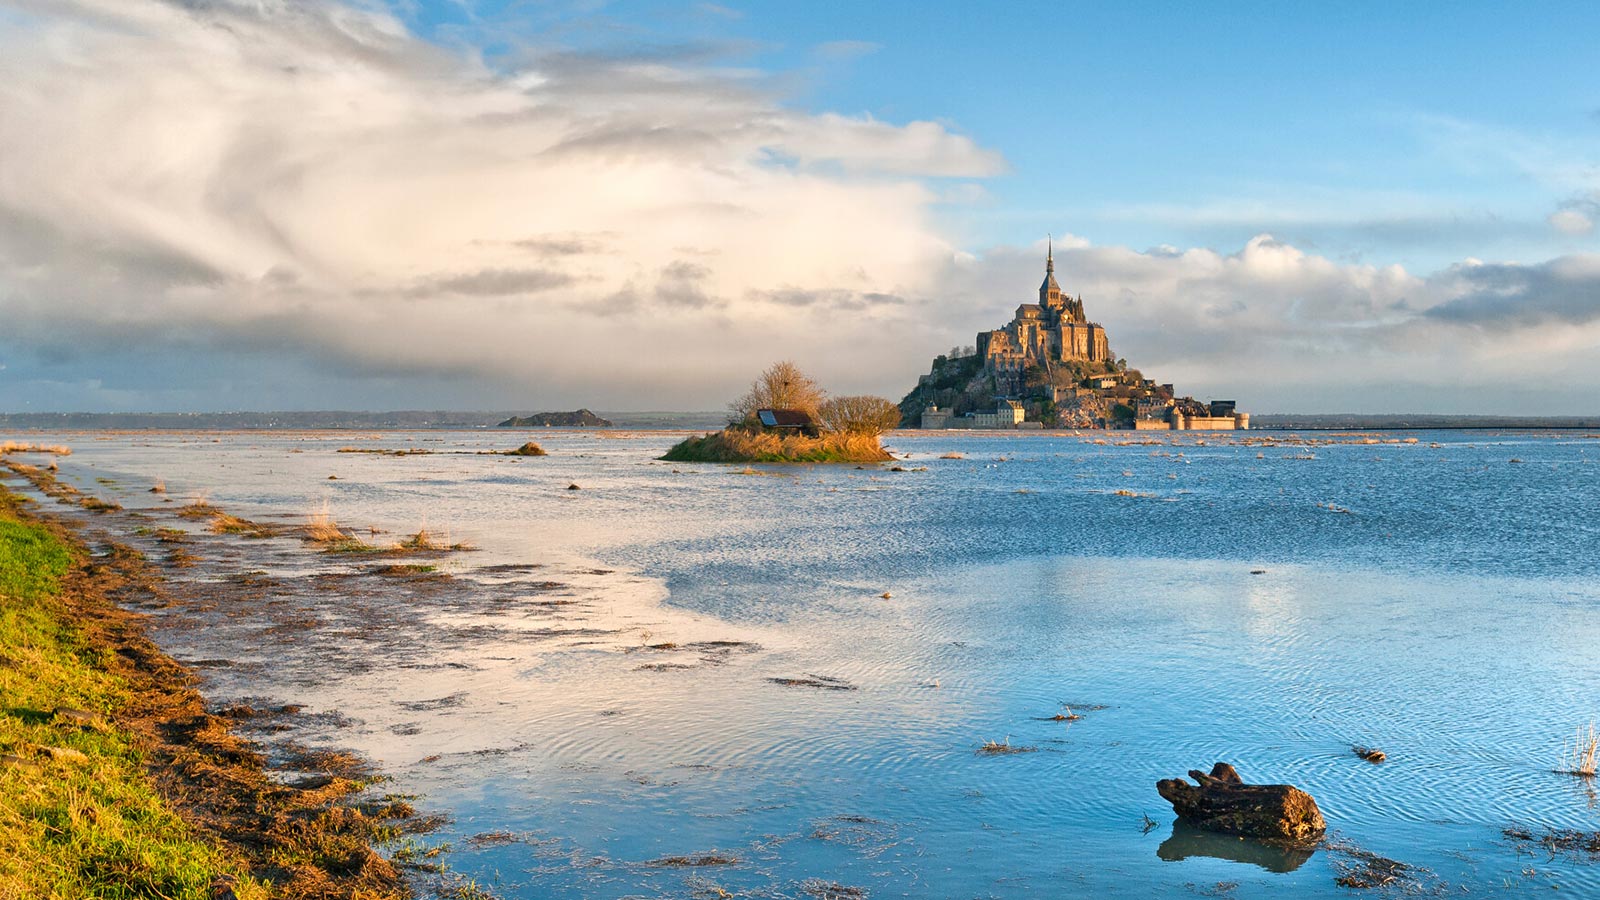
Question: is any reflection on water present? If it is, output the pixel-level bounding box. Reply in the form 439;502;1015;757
1156;821;1315;873
4;428;1600;898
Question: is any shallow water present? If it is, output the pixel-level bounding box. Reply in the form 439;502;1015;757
5;428;1599;897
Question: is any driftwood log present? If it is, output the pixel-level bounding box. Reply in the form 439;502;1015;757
1156;763;1326;844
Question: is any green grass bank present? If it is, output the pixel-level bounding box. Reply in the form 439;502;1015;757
0;489;266;899
0;480;417;900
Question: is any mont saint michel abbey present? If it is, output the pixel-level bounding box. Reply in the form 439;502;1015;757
906;242;1248;431
977;241;1110;396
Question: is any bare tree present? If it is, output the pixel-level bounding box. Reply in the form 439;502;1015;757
728;360;826;424
817;395;903;436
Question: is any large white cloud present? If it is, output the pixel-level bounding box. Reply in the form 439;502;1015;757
1;0;1598;414
0;0;993;404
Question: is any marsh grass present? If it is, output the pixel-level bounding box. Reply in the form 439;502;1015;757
337;447;431;457
437;878;500;899
170;497;276;537
398;528;444;552
305;501;347;543
304;507;469;555
395;524;473;554
321;537;382;554
208;513;275;539
977;737;1036;755
176;499;218;519
0;491;266;899
1504;825;1600;855
662;428;893;464
0;441;71;456
374;564;438;577
502;442;547;457
1558;722;1598;777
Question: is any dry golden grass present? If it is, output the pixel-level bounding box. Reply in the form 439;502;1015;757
305;501;346;543
176;498;218;519
397;528;443;552
0;441;71;456
394;524;472;553
662;428;892;464
208;514;274;539
1558;722;1598;777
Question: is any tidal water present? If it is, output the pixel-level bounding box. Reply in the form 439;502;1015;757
5;428;1599;898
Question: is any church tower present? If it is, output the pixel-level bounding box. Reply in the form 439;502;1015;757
1039;236;1063;308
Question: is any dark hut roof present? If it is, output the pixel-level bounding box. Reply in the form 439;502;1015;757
757;409;814;428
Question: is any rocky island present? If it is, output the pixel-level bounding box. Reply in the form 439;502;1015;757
497;409;613;428
898;244;1248;430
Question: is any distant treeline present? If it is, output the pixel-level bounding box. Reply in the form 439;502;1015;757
0;410;730;431
1252;414;1600;430
4;409;1597;432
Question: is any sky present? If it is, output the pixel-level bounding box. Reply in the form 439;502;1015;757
1;0;1598;414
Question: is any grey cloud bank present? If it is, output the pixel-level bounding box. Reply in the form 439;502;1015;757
1;0;1599;415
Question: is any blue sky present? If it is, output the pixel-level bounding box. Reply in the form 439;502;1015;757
1;1;1598;413
401;1;1600;269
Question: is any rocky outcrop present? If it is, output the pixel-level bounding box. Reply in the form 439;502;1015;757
1156;763;1326;844
497;409;612;428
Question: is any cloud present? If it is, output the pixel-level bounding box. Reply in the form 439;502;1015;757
748;288;907;310
1424;256;1600;327
411;267;578;296
0;0;995;408
654;260;720;309
1;1;1598;416
1548;192;1600;236
695;3;744;21
1549;209;1594;234
511;233;612;256
813;40;882;61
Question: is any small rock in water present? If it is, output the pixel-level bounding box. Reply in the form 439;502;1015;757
1156;762;1326;844
1250;569;1267;575
880;591;892;599
1353;746;1387;763
567;483;581;491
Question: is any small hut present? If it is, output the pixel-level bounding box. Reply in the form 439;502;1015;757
755;409;819;437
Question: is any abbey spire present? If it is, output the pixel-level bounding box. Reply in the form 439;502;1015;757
1039;234;1063;306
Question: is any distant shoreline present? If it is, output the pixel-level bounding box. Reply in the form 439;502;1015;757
2;411;1599;432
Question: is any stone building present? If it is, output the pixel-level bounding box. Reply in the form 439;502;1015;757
976;241;1111;396
920;400;1026;430
971;400;1026;429
905;239;1249;431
